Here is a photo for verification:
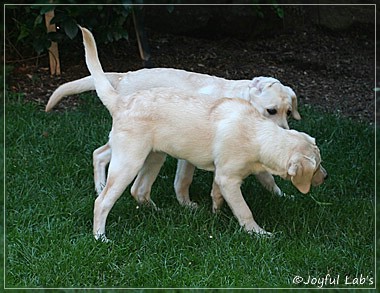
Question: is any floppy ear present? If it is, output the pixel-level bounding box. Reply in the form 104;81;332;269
288;155;316;194
251;77;266;92
286;86;301;120
251;76;279;93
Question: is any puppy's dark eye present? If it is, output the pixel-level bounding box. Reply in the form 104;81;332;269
267;109;277;115
287;110;292;116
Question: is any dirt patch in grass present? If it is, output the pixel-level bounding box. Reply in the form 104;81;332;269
6;24;376;123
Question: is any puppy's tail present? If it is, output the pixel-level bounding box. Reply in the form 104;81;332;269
45;73;126;112
45;76;95;112
80;26;118;115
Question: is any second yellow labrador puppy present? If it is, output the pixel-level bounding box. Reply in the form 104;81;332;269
46;48;301;209
79;27;327;241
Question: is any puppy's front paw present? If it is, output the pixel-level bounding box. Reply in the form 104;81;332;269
246;227;273;237
257;229;273;237
212;208;219;214
179;200;198;209
186;201;198;209
212;204;222;214
273;186;283;197
136;199;161;211
94;233;111;243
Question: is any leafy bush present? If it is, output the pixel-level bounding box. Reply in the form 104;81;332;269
5;2;284;58
5;4;134;56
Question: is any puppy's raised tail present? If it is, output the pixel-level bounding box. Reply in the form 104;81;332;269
45;76;95;112
80;26;118;115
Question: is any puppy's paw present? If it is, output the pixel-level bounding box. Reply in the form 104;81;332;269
212;205;221;214
257;230;273;238
247;227;273;237
179;200;198;209
186;201;198;209
94;233;111;243
136;199;161;211
273;186;283;197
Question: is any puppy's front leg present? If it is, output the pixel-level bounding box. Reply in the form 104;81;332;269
130;151;166;205
93;143;111;195
174;160;198;208
211;179;224;213
255;172;283;196
214;173;271;235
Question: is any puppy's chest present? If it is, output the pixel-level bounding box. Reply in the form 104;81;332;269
236;159;271;178
236;160;286;179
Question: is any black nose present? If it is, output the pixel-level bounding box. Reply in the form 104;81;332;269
324;173;329;180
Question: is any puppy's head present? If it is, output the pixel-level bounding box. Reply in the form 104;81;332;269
249;77;301;129
286;134;327;194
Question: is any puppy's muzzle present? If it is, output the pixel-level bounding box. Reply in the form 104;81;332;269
312;165;328;187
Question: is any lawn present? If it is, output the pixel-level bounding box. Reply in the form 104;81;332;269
4;93;375;289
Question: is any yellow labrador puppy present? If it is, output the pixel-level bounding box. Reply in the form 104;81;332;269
79;27;327;241
46;49;301;209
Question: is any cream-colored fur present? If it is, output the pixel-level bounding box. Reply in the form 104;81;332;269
79;27;326;241
46;47;301;209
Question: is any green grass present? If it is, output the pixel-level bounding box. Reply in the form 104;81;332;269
4;93;375;289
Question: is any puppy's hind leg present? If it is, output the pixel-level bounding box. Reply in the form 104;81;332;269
93;143;111;195
93;138;151;241
130;151;167;207
255;172;283;196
